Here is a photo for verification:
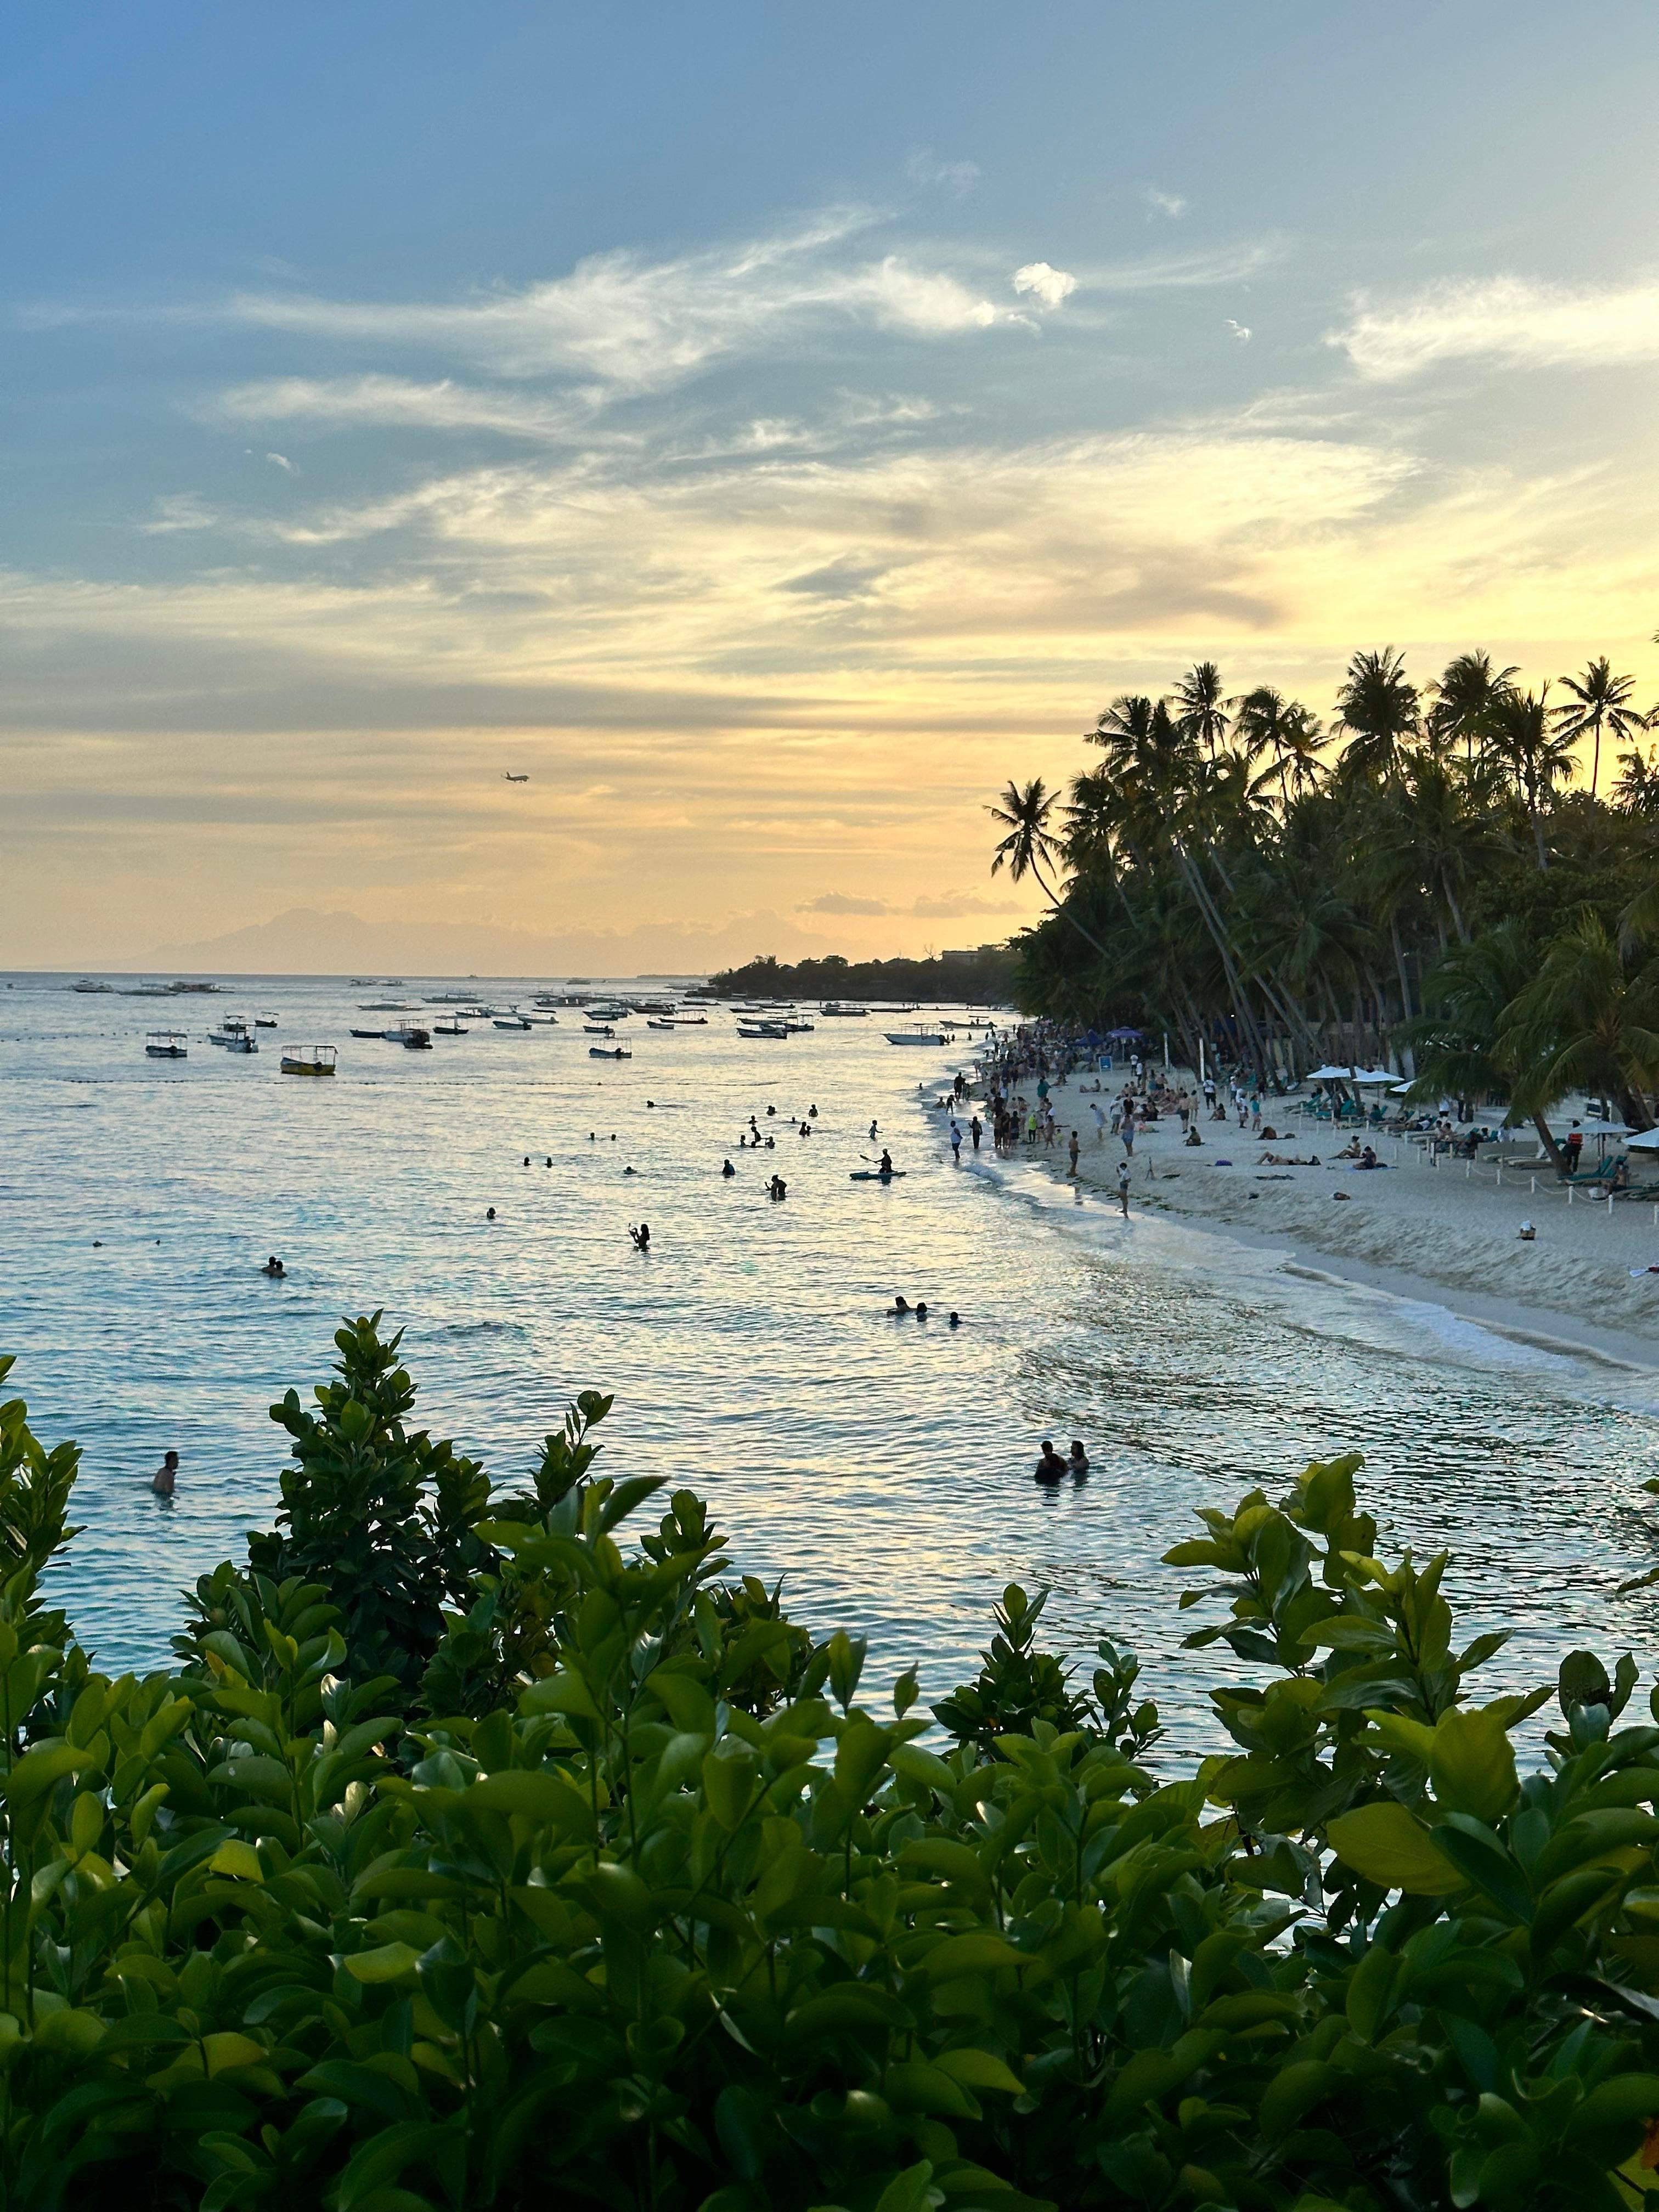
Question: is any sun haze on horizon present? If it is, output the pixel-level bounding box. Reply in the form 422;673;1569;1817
4;2;1658;969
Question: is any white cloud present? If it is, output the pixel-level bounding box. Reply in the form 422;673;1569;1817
1142;187;1187;220
265;450;295;472
906;150;980;197
1224;319;1251;344
229;211;1004;391
1330;273;1659;381
1013;262;1077;311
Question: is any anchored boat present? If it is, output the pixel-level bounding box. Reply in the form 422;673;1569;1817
280;1045;337;1077
145;1030;188;1059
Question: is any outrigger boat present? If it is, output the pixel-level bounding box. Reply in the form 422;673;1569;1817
589;1045;632;1059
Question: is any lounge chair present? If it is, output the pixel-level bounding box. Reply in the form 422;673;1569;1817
1564;1156;1618;1189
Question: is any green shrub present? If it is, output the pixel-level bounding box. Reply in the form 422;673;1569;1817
0;1325;1655;2209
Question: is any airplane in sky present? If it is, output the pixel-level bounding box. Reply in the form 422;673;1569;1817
503;771;529;783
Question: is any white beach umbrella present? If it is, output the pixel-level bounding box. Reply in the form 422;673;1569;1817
1624;1126;1659;1151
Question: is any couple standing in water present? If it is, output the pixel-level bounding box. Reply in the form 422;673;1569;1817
1034;1437;1089;1485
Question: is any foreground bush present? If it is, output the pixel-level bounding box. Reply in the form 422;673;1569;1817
0;1325;1656;2208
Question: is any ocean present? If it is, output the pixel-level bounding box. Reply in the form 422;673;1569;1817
3;970;1657;1759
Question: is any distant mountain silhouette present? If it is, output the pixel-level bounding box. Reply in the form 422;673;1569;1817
123;905;830;977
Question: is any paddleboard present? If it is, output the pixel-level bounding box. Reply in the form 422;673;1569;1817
849;1170;905;1181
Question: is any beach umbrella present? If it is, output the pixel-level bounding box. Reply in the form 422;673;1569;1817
1354;1068;1398;1086
1307;1064;1355;1080
1626;1127;1659;1151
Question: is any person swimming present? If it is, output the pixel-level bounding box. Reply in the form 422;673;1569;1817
889;1294;911;1314
1068;1438;1090;1477
1034;1438;1067;1485
809;1104;818;1118
624;1165;636;1175
630;1222;651;1250
768;1176;787;1199
914;1301;928;1319
150;1449;179;1499
948;1311;961;1327
523;1155;531;1166
721;1158;736;1176
766;1104;776;1117
486;1207;496;1221
261;1255;285;1278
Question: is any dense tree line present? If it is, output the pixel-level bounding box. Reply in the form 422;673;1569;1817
710;946;1017;1005
992;645;1659;1146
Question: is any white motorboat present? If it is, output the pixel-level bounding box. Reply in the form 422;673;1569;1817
884;1024;947;1046
145;1030;188;1059
211;1017;257;1052
820;1001;868;1017
738;1020;789;1040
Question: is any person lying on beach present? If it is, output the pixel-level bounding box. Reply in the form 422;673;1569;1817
1256;1153;1322;1166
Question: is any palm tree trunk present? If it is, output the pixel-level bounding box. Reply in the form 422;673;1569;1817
1390;915;1415;1020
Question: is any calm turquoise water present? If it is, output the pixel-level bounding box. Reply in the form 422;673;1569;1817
2;972;1656;1757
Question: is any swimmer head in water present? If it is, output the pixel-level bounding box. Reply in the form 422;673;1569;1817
915;1301;928;1320
722;1159;735;1176
889;1295;910;1314
948;1311;961;1327
486;1207;496;1221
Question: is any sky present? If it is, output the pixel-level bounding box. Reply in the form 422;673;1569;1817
5;2;1659;969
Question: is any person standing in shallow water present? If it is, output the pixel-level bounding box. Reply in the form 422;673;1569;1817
151;1449;178;1499
1068;1130;1080;1177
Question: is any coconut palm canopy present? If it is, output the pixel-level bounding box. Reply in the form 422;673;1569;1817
999;648;1659;1143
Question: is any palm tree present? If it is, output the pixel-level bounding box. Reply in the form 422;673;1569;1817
1482;686;1575;870
1426;650;1517;765
1500;911;1659;1134
1553;657;1648;799
1612;743;1659;819
1233;687;1325;805
1333;647;1420;785
1401;923;1563;1163
1173;662;1230;760
988;778;1111;961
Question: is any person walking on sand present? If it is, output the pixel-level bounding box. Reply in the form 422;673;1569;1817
1091;1099;1106;1146
1116;1160;1131;1217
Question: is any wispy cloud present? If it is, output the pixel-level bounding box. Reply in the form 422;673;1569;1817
1141;187;1187;220
906;150;980;197
265;450;296;472
1224;319;1251;344
228;210;1012;391
911;889;1021;918
1084;238;1285;294
139;493;218;534
1013;262;1077;311
215;375;595;445
1330;273;1659;380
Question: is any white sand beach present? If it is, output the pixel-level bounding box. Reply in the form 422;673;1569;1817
1037;1074;1659;1367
